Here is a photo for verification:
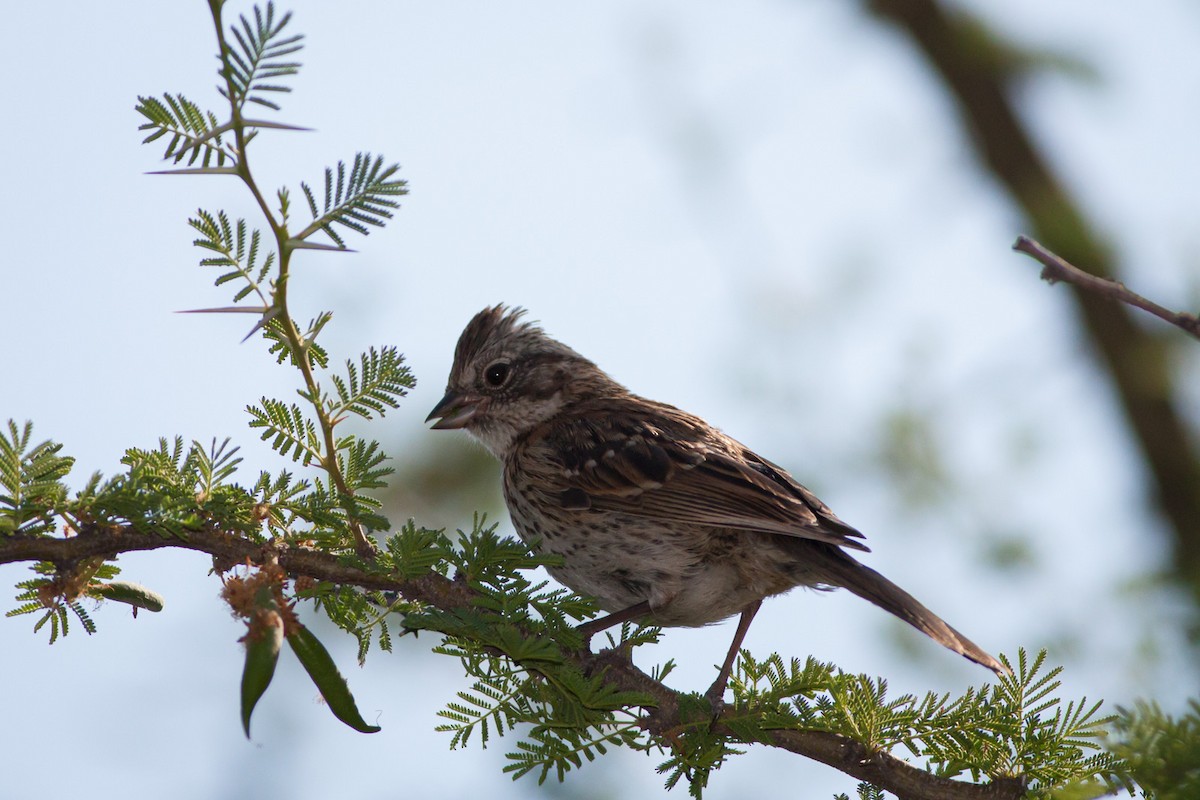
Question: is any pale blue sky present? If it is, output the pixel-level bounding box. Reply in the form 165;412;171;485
3;1;1199;798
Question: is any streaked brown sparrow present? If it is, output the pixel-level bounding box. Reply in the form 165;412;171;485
427;305;1007;699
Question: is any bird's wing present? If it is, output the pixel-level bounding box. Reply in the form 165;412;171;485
519;402;869;552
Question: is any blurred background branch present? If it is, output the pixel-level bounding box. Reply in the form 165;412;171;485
1014;235;1200;340
870;0;1200;597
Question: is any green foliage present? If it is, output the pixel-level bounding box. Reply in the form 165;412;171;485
250;468;311;528
435;628;649;785
719;649;1129;798
220;1;302;113
248;398;323;465
136;1;410;560
1109;700;1200;799
329;347;412;422
136;92;231;168
379;521;455;578
189;209;274;305
263;314;331;367
86;437;260;540
399;522;653;783
0;420;73;537
16;595;93;644
407;526;1130;798
834;785;886;800
310;582;399;664
134;1;303;171
440;666;537;749
423;616;1139;799
8;561;102;643
297;523;455;664
335;438;394;499
297;153;407;248
505;714;646;785
3;434;259;642
6;558;149;644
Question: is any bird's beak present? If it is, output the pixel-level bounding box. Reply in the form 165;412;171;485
426;390;487;430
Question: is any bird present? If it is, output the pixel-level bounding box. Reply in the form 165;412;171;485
426;305;1007;700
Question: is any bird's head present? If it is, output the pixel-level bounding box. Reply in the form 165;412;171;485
426;305;623;457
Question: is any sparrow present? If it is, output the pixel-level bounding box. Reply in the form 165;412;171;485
427;305;1007;699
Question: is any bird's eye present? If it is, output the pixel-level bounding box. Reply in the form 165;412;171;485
484;362;511;387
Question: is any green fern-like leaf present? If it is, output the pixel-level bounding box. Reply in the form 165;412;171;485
653;715;741;799
6;601;46;621
220;1;303;112
9;559;109;643
189;210;275;304
186;438;243;496
436;669;532;750
296;153;407;247
336;438;393;493
261;315;330;368
33;605;68;644
68;600;97;635
84;438;260;540
250;469;312;536
998;654;1118;792
0;421;73;536
122;436;188;483
136;93;231;167
308;583;399;665
328;481;389;536
247;398;323;464
506;723;641;785
329;346;414;421
379;522;454;579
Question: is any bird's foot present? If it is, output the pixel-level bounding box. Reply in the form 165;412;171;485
703;679;729;720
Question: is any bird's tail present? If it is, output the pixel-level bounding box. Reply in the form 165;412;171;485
821;552;1010;676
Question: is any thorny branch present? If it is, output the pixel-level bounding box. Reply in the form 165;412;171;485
0;525;1024;800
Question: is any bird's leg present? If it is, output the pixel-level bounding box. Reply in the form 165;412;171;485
575;601;652;649
704;599;762;705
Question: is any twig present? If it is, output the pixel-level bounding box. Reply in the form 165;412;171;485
0;524;1023;800
869;0;1200;587
1014;236;1200;340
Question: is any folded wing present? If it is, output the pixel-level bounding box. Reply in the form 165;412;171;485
520;401;869;552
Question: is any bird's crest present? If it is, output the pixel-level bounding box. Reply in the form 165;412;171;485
453;305;538;368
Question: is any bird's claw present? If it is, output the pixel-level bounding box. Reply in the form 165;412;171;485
703;682;729;720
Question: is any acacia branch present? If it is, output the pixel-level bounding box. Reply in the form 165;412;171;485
1014;236;1200;340
205;0;374;557
0;527;1022;800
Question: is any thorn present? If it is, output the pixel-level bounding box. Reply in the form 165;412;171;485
146;167;239;176
240;120;314;132
287;240;355;253
242;306;284;342
177;306;271;315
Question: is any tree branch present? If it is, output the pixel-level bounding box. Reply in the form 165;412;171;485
1013;236;1200;340
868;0;1200;591
588;650;1023;800
0;526;1022;800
